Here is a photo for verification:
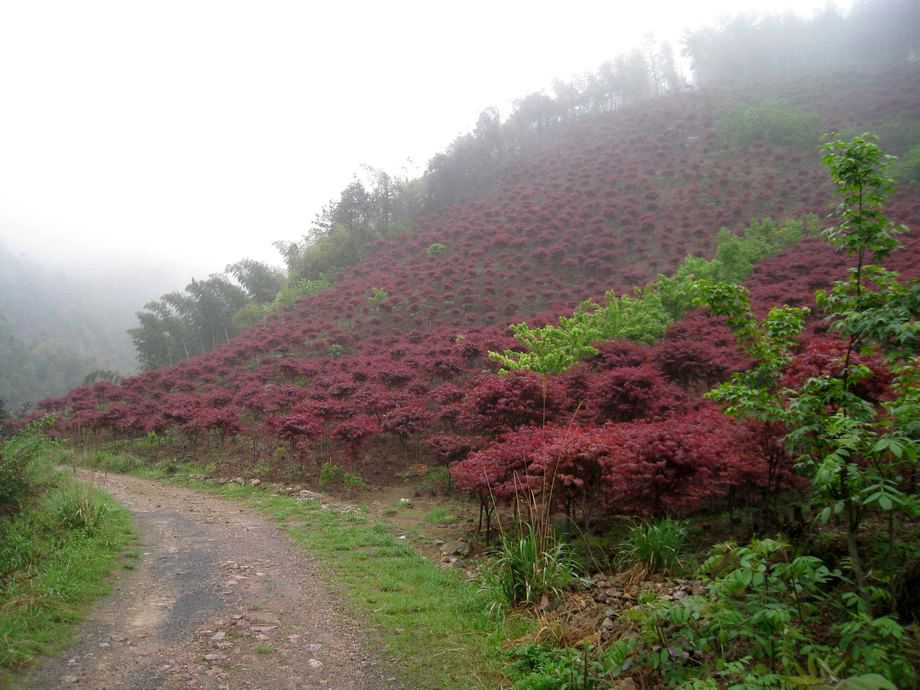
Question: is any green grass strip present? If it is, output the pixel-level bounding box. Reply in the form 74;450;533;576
0;473;136;688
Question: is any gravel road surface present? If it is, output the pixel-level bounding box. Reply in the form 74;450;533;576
25;471;394;690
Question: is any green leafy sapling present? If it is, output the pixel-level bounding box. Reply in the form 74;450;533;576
693;133;920;615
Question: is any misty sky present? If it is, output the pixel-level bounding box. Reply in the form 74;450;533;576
0;0;851;285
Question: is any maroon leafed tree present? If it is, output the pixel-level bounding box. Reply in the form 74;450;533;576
582;364;685;424
461;371;567;436
332;415;380;467
268;412;324;470
381;405;430;456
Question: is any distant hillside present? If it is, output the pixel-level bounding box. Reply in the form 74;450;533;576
0;245;140;410
36;67;920;484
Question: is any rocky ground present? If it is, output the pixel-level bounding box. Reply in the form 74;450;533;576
552;571;706;645
23;471;396;690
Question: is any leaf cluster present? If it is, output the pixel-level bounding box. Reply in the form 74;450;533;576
620;540;914;688
692;133;919;622
491;217;814;374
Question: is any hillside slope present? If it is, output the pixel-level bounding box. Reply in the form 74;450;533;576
35;67;920;490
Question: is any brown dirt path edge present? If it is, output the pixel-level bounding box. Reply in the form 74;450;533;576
23;471;397;690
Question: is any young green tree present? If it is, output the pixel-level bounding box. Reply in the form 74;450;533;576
693;133;919;614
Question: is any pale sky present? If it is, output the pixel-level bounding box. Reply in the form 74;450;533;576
0;0;851;285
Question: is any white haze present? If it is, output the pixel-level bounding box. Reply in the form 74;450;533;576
0;0;851;289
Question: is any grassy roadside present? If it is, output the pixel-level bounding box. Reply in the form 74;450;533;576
0;459;136;688
84;452;532;689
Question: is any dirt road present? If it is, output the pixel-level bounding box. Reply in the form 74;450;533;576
25;472;395;690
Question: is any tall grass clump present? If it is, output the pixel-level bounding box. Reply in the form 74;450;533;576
40;481;114;535
482;522;582;612
480;437;588;613
81;448;146;475
620;518;687;574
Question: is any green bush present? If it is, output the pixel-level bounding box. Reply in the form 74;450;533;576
417;465;450;494
427;242;448;256
507;642;632;690
623;539;914;688
620;518;687;573
368;287;389;306
85;449;145;474
342;470;368;492
491;216;816;374
0;471;134;678
254;459;273;479
126;429;179;455
318;461;342;487
0;417;55;514
231;301;266;331
270;277;330;311
424;507;455;524
720;100;821;148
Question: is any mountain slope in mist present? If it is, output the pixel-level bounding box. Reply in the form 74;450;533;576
33;67;920;475
0;244;144;409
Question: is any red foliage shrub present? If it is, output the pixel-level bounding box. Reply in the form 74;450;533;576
451;406;782;519
194;406;242;442
601;407;751;515
332;414;380;460
461;371;567;435
583;365;685;423
270;413;324;446
589;340;649;370
450;426;544;500
381;405;430;443
653;339;742;388
426;433;479;464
